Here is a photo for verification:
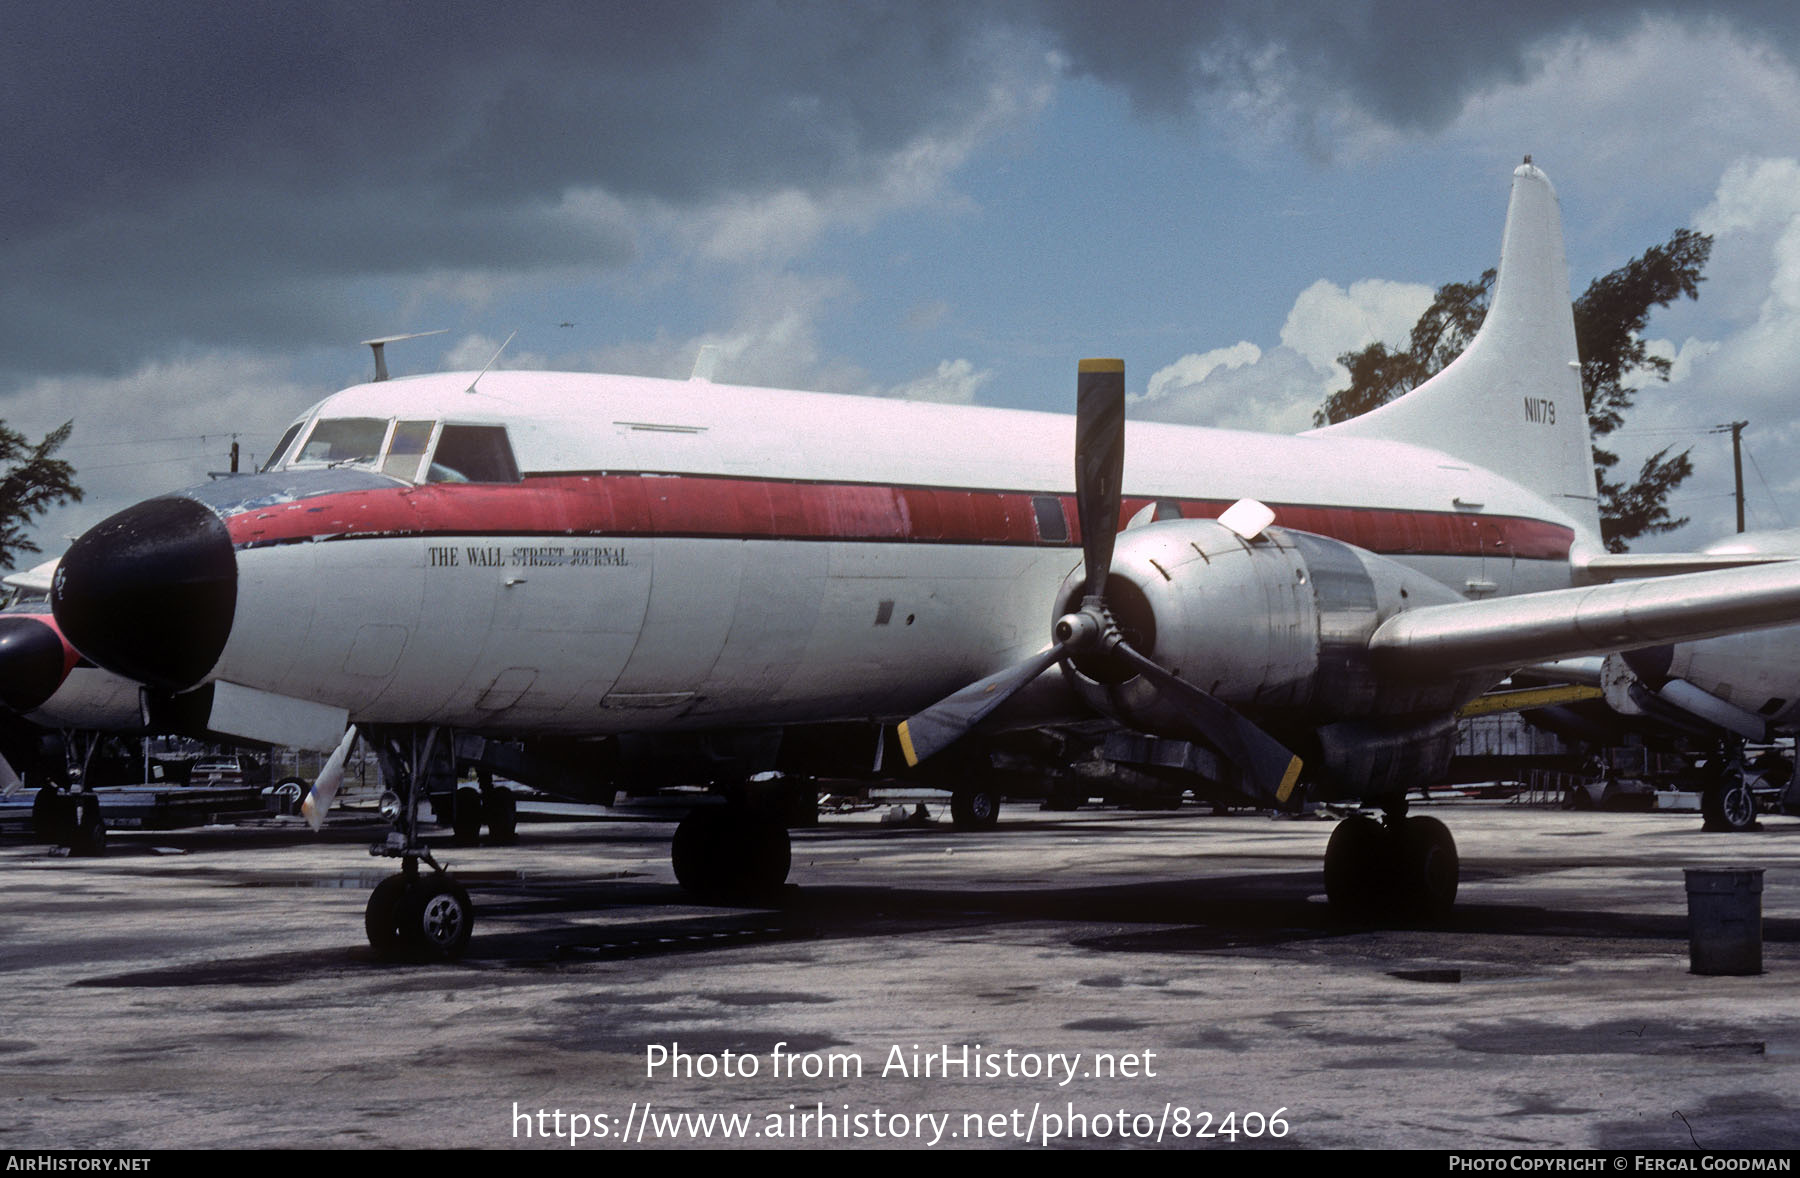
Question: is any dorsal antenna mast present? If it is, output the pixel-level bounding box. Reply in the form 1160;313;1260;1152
362;329;447;382
467;330;517;395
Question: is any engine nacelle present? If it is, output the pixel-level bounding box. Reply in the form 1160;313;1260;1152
1054;520;1493;771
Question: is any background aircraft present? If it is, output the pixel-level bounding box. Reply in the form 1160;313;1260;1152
1511;527;1800;830
47;163;1800;957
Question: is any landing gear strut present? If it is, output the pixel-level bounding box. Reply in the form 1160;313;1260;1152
1323;799;1458;922
364;727;475;959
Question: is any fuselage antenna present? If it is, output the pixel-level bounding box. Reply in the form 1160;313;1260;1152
468;330;518;395
362;329;447;382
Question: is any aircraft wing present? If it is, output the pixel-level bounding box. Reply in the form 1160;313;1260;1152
1579;552;1794;581
1370;560;1800;677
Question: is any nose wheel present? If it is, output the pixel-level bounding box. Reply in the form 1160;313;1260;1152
365;864;474;959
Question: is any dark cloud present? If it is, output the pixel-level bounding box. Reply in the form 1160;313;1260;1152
5;1;1011;233
3;1;1036;372
8;1;1800;380
1034;1;1800;134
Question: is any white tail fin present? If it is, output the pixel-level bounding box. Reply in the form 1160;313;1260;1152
1315;163;1600;535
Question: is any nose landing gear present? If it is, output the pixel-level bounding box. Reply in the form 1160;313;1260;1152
363;726;475;960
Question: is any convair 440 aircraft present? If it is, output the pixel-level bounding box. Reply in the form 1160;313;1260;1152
48;163;1800;957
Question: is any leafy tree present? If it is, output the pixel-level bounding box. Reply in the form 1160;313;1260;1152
1314;270;1494;424
0;421;82;570
1315;229;1713;551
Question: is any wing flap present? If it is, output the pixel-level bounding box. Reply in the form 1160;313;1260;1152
1580;552;1794;581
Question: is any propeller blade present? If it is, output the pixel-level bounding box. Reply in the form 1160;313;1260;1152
1108;641;1303;804
898;358;1127;769
1075;358;1125;602
302;726;358;830
897;644;1068;767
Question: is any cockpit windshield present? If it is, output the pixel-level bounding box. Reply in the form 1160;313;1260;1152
294;418;389;467
269;415;521;485
260;420;306;473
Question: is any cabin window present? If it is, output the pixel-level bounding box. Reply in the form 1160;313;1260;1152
294;418;389;467
1033;495;1070;543
382;420;438;482
261;421;306;473
428;425;521;484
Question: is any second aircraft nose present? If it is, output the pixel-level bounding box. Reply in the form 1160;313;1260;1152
51;495;237;692
0;614;76;713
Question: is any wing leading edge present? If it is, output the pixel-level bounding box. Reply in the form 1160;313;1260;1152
1369;560;1800;678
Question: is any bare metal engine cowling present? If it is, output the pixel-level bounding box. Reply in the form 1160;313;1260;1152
1053;519;1494;798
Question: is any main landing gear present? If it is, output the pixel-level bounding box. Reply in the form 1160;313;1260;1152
1700;759;1760;833
363;727;476;960
669;773;806;898
449;768;518;846
1322;799;1458;922
671;806;792;898
950;785;1002;830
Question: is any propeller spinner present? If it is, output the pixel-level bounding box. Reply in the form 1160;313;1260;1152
896;359;1303;804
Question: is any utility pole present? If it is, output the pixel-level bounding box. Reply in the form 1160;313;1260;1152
1730;420;1747;533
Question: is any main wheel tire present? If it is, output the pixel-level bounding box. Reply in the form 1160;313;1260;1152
397;875;474;959
672;809;731;895
68;795;105;857
741;817;791;898
31;785;66;844
365;874;413;955
1323;814;1387;920
672;809;791;898
1702;766;1758;832
451;785;483;845
483;788;518;845
950;787;1001;830
1397;815;1458;921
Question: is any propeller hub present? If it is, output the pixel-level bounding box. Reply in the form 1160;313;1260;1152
1053;607;1107;649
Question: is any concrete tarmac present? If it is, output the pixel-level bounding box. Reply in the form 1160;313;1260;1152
2;799;1797;1150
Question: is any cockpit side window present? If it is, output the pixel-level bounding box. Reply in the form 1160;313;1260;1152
293;418;390;467
382;420;438;482
428;425;521;484
261;421;306;473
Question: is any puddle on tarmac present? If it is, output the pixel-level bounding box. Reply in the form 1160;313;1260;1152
235;870;527;890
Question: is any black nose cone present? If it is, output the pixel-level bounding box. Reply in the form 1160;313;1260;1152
51;495;237;691
0;614;72;713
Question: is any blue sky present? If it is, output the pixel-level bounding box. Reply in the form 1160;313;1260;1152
8;3;1800;562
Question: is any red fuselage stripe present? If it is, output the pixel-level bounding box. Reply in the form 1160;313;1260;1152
222;473;1576;560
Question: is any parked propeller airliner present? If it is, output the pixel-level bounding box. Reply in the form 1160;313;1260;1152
47;162;1800;957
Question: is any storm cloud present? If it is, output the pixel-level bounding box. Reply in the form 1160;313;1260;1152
10;1;1800;378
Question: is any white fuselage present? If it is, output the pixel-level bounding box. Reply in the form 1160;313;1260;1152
192;369;1589;735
